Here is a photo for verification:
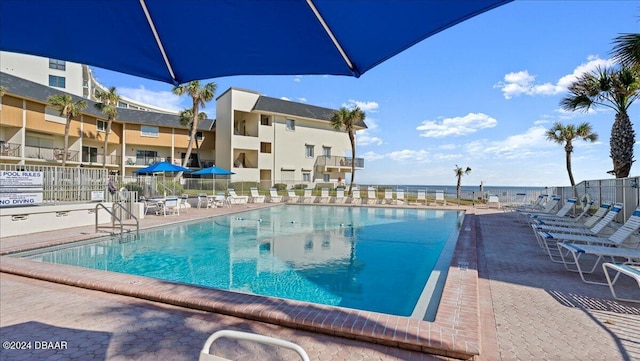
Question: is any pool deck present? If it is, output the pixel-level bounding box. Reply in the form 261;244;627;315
1;203;639;360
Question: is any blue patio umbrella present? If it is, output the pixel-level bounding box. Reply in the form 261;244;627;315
0;0;512;85
192;166;234;193
134;161;191;174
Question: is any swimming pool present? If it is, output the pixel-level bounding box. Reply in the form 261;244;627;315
16;205;462;318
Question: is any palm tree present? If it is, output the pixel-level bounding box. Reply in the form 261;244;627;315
545;122;598;197
454;165;471;200
560;66;639;178
611;32;640;68
47;94;87;167
94;87;120;168
178;108;206;167
0;86;6;96
173;80;216;173
331;106;365;195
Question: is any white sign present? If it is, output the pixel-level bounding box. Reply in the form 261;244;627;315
0;171;44;187
91;190;105;201
0;192;43;206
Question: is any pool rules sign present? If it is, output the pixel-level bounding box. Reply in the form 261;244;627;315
0;170;44;207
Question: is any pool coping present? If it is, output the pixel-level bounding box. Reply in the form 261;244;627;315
0;206;480;360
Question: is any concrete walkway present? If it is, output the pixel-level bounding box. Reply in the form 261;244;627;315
1;204;638;360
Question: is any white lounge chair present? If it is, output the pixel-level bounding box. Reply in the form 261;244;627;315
487;194;501;209
302;188;314;203
199;330;310;361
383;189;393;204
197;193;212;208
163;197;179;216
213;193;227;208
140;197;161;215
268;188;283;203
350;189;361;205
287;189;299;203
333;188;346;203
432;190;446;206
249;187;265;203
533;203;623;261
395;190;405;205
179;194;190;212
227;188;248;204
532;200;602;227
603;262;640;303
366;187;377;205
318;188;330;203
416;190;426;205
513;193;548;212
554;207;640;284
517;195;561;221
503;192;528;212
527;197;577;223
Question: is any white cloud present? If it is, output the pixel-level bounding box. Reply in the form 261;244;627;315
495;56;616;99
362;151;385;161
280;96;291;101
357;130;384;146
343;99;379;113
438;143;457;150
387;149;430;162
417;113;497;138
297;97;307;103
293;76;302;83
118;86;182;111
463;126;552;159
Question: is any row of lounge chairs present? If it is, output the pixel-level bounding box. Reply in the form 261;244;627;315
514;196;640;302
264;187;449;206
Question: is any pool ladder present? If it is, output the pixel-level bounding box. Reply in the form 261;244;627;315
95;202;139;238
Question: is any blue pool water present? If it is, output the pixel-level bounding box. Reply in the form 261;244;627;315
18;206;462;317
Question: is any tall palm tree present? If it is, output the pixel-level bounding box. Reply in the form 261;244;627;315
560;66;639;178
173;80;216;174
331;106;365;195
0;86;6;96
178;108;206;168
545;122;598;197
454;165;471;200
94;86;120;168
47;94;87;167
611;32;640;68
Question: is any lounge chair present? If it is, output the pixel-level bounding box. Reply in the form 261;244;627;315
532;201;609;229
487;195;501;209
333;188;346;203
526;197;577;223
602;262;640;303
179;194;190;212
302;188;315;203
268;188;283;203
199;329;310;361
416;190;426;205
366;187;378;205
197;193;212;208
432;190;446;206
140;197;161;215
554;207;640;284
163;197;179;216
227;188;248;204
287;189;299;203
512;193;548;212
319;188;330;203
503;192;528;212
533;203;623;261
249;187;265;203
213;193;227;208
350;189;361;205
516;195;561;221
395;189;405;205
383;189;393;204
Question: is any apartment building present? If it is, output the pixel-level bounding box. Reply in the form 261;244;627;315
0;53;366;187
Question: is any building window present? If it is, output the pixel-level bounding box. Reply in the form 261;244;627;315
305;144;314;158
141;125;159;137
323;173;330;182
260;116;271;126
260;142;272;153
136;150;158;165
48;75;66;88
49;59;66;70
286;119;295;131
82;146;98;163
118;101;128;109
303;173;311;182
322;146;331;157
96;120;108;132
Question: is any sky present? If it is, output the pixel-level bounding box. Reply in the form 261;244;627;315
90;0;640;188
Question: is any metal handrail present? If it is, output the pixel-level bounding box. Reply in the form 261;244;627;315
95;202;139;237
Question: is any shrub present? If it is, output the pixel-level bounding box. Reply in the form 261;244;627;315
273;183;288;191
292;184;308;190
123;182;143;194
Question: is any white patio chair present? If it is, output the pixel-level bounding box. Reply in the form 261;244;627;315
268;188;283;203
532;200;602;227
432;190;446;206
350;188;361;205
503;192;528;212
526;197;578;223
287;189;300;203
163;197;179;216
227;188;248;205
319;188;330;203
487;195;501;209
250;187;265;203
199;330;310;361
416;190;426;205
395;190;405;205
179;194;190;213
366;187;378;205
302;188;314;203
333;188;346;203
382;189;393;204
197;193;212;208
603;262;640;303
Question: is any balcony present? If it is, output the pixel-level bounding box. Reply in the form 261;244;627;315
82;153;121;166
315;155;364;172
23;145;79;162
0;142;21;157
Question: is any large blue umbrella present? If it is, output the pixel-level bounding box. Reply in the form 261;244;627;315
0;0;512;85
134;161;190;174
192;166;234;176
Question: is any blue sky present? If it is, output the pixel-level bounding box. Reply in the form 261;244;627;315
91;0;639;187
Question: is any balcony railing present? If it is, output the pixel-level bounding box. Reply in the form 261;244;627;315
82;154;121;166
0;142;21;157
23;145;79;162
315;155;364;169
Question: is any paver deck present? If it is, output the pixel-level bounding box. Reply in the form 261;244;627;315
1;203;638;360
